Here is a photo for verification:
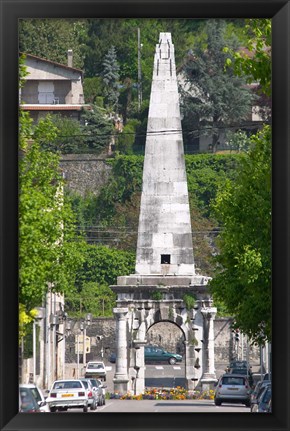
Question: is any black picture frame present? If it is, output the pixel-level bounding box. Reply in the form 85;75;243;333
1;1;289;430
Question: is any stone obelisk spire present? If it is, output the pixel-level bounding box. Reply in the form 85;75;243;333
135;32;195;276
112;33;215;396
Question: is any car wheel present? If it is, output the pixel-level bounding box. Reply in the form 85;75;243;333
90;400;97;411
103;397;106;405
169;357;177;365
50;407;56;412
83;404;88;413
214;399;222;406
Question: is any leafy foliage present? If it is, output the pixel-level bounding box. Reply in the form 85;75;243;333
185;153;242;217
209;126;271;343
225;19;271;97
80;106;114;154
19;19;88;69
181;19;254;152
19;134;86;310
35;114;86;154
116;119;141;154
83;76;104;105
65;282;116;318
19;79;86;329
74;244;135;289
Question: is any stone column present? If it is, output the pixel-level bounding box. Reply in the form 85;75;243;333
200;308;217;391
113;308;129;394
132;307;147;395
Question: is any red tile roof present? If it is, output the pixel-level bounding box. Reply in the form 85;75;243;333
20;52;83;74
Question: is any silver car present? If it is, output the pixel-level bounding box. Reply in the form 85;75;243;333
214;373;251;407
79;378;98;410
46;379;89;412
88;378;107;406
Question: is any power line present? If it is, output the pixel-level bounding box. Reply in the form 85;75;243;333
52;121;268;140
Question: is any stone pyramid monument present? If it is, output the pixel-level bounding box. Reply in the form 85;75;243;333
111;33;216;395
135;32;195;277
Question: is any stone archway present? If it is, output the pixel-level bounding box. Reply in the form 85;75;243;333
145;320;186;388
146;320;185;356
111;282;217;395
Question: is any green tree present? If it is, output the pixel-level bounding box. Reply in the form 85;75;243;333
116;119;141;155
209;126;271;343
83;76;104;105
74;244;135;289
225;19;271;97
19;19;88;69
35;114;86;154
80;105;113;154
181;19;254;152
19;120;86;310
66;283;116;317
102;46;120;112
19;67;86;332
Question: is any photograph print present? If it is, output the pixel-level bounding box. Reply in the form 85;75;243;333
18;16;272;416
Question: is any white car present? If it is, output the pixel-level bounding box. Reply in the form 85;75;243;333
20;383;50;412
85;361;107;381
46;379;89;412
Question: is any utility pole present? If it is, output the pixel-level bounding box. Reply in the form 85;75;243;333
137;27;142;112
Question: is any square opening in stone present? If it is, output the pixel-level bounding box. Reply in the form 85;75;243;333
161;254;171;264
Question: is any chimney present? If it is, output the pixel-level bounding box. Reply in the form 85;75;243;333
67;49;73;68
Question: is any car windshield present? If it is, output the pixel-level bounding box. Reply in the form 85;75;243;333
20;388;38;411
53;381;82;389
88;363;103;369
231;368;248;374
222;377;245;386
30;387;42;402
230;361;248;368
81;380;89;388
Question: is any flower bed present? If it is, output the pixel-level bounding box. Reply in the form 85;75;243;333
108;387;215;400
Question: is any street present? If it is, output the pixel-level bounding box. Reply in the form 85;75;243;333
56;399;250;413
104;363;193;393
53;364;251;413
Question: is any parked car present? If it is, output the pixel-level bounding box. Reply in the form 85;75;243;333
228;360;251;369
46;379;89;412
214;373;251;407
144;346;182;365
19;386;41;413
79;378;98;410
20;384;50;412
109;352;116;363
252;383;272;413
229;367;254;387
85;361;107;381
88;378;106;406
250;380;271;411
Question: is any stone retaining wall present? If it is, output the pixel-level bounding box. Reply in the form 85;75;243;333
60;154;112;197
64;317;260;373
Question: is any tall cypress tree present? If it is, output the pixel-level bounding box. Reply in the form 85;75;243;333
102;45;120;112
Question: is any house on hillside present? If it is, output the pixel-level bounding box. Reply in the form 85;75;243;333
177;51;271;154
20;50;91;122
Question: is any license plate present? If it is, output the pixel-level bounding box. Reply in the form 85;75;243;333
62;393;74;397
228;387;239;390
